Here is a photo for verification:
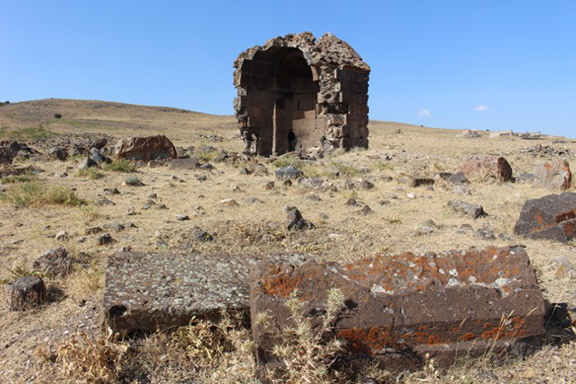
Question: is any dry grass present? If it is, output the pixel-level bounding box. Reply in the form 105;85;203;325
0;99;575;383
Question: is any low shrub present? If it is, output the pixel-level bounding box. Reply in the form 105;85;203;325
1;181;85;207
103;159;135;173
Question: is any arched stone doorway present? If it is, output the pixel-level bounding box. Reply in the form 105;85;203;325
237;47;319;156
234;32;370;157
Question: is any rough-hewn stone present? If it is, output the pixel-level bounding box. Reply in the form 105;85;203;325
458;155;513;182
6;276;46;311
32;247;72;277
447;199;486;219
103;251;306;335
250;246;545;372
514;192;576;242
234;32;370;156
533;160;572;190
115;135;177;162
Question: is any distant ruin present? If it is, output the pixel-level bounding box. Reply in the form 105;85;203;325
233;32;370;156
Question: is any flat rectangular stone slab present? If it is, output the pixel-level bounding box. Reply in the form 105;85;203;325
104;251;306;335
250;246;546;373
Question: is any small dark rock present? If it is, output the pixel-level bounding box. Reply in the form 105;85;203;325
285;206;315;230
32;247;71;277
275;166;303;181
97;234;114;245
447;172;468;184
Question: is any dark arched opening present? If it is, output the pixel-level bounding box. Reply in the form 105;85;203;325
239;47;319;155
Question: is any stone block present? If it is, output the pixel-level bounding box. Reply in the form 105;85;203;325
103;251;307;336
533;160;572;190
514;192;576;242
250;246;545;372
6;276;46;311
115;135;177;162
458;155;512;182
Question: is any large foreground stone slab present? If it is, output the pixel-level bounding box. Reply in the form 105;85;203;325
103;251;305;335
250;246;545;372
514;192;576;242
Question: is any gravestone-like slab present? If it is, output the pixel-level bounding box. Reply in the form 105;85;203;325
514;192;576;242
458;155;513;182
251;246;545;374
103;251;305;335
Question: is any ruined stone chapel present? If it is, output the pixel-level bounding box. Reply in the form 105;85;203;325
233;32;370;156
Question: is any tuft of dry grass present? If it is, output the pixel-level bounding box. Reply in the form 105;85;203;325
258;288;347;384
1;181;85;207
48;332;128;384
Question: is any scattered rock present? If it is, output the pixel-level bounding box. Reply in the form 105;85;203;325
77;157;98;170
345;198;360;206
357;205;374;215
175;214;189;221
90;147;108;164
104;222;125;232
115;135;177;162
55;230;69;242
550;256;576;280
533;160;572;190
458;155;513;182
447;172;468;184
265;181;275;190
49;147;68;161
168;157;200;170
97;234;114;245
359;179;375;190
247;163;268;175
219;198;239;207
104;187;121;195
514;192;576;242
191;228;214;242
245;197;263;204
447;200;486;219
516;173;535;184
275;166;303;180
94;197;116;206
475;225;496;240
32;247;72;277
6;276;47;311
285;206;314;230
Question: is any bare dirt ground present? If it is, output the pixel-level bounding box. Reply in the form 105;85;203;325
1;99;575;383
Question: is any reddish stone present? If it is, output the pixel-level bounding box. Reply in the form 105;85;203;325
514;192;576;242
533;160;572;190
458;155;513;182
250;246;545;372
115;135;177;162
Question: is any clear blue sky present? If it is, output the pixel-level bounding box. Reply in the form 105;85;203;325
1;1;575;137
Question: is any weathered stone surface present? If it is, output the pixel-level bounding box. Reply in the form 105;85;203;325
168;157;200;170
234;32;370;156
250;246;545;371
447;172;468;184
275;166;303;180
115;135;177;162
447;199;486;219
32;247;72;277
6;276;46;311
458;155;513;182
514;192;576;242
103;251;307;335
533;160;572;190
285;206;314;230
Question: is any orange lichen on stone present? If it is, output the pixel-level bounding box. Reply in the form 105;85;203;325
337;327;401;354
460;332;476;341
260;267;301;298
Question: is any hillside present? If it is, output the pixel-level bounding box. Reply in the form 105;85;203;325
0;99;575;383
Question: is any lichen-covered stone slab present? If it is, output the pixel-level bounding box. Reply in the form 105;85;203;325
250;246;545;371
458;155;513;182
533;160;572;190
114;135;177;162
514;192;576;242
104;251;305;335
